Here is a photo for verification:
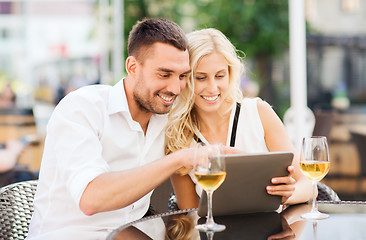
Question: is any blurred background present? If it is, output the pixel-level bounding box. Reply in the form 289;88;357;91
1;0;366;200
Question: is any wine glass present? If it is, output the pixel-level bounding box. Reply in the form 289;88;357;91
194;144;226;232
300;136;330;220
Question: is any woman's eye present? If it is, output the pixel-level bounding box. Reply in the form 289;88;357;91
195;76;206;80
216;75;225;78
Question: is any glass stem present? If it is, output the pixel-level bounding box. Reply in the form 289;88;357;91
311;181;318;213
206;231;214;240
313;221;318;240
206;190;215;225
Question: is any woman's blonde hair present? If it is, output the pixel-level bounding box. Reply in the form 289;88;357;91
165;28;244;155
165;214;194;240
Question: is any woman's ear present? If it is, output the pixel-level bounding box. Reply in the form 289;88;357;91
126;56;137;77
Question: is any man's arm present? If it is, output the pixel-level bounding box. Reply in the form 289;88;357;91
79;148;196;215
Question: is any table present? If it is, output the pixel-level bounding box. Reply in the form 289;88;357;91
106;201;366;240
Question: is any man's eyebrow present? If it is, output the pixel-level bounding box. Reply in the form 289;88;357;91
157;68;191;74
157;68;173;73
182;70;191;74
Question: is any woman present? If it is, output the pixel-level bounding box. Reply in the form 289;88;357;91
165;28;313;210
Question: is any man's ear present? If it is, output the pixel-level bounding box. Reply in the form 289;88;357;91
126;56;137;77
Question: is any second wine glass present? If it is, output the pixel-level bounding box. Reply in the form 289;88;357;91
300;136;330;220
194;144;226;232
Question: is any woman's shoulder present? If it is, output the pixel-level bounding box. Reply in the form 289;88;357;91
240;98;275;121
241;97;270;109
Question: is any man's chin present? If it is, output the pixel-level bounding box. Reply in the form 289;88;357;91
153;105;172;115
155;109;171;115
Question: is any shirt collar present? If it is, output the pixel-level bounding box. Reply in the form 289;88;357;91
108;78;168;129
108;78;129;115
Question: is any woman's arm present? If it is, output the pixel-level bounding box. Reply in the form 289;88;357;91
170;173;199;210
257;99;313;204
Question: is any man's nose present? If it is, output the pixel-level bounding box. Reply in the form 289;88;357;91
166;77;182;95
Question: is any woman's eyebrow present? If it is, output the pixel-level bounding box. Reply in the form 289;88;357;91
194;71;207;75
216;69;228;73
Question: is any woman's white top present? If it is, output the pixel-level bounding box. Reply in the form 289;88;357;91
189;98;269;196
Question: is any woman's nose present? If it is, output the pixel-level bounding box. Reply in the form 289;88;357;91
206;78;218;92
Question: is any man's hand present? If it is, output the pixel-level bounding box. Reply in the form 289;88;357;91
174;145;244;176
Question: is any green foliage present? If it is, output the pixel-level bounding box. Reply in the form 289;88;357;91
122;0;289;65
194;0;289;59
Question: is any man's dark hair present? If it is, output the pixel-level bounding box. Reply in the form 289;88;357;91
128;18;188;61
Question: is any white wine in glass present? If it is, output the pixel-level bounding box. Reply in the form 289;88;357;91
194;144;226;232
300;136;330;220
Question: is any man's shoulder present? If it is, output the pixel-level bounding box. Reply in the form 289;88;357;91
74;84;112;97
62;84;112;104
52;84;113;119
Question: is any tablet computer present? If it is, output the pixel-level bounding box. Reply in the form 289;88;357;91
198;151;294;217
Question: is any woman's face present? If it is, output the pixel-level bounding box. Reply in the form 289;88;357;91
193;52;230;114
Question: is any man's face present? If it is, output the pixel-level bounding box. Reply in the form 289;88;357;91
133;42;190;114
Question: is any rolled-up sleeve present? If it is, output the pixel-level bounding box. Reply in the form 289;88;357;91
47;90;110;205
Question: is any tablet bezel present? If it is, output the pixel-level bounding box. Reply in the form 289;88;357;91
198;151;294;217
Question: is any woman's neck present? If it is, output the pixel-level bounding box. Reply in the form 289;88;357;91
195;101;233;145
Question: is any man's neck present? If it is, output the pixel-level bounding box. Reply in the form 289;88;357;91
124;76;153;134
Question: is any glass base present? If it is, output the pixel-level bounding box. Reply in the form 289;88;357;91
195;222;226;232
301;211;329;220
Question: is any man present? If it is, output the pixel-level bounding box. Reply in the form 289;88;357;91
27;18;195;239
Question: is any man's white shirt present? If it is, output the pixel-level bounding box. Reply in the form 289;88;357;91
27;79;168;240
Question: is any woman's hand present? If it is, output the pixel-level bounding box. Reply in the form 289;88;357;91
266;166;296;204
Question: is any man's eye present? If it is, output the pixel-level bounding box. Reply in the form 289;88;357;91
160;74;170;78
179;74;188;80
